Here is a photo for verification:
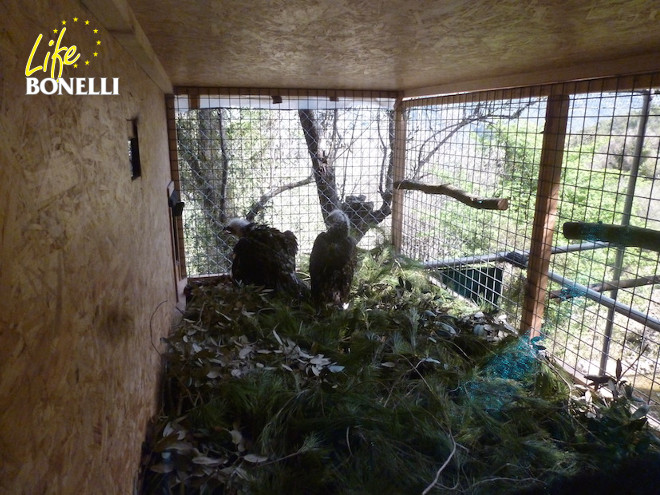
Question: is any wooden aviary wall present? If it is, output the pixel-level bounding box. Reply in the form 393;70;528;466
0;1;179;493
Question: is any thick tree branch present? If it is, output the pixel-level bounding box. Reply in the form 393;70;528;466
299;108;394;242
245;175;315;221
395;179;509;210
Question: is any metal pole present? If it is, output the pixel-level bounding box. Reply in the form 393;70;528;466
424;241;609;269
547;270;660;334
391;97;407;253
599;90;652;375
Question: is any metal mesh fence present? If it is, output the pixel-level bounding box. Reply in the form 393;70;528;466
400;79;660;413
546;87;660;410
172;89;396;277
170;80;660;412
400;93;548;325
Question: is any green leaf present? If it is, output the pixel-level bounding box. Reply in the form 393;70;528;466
150;462;175;474
192;455;224;466
243;454;268;464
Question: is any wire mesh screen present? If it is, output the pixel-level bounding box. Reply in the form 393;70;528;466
400;93;548;325
546;86;660;411
400;79;660;413
173;89;396;277
171;82;660;411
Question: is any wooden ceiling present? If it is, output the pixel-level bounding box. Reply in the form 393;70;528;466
121;0;660;96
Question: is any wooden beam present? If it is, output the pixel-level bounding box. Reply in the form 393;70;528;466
391;98;407;252
81;0;173;94
520;94;570;338
165;95;187;280
402;73;660;108
174;87;399;100
404;57;660;100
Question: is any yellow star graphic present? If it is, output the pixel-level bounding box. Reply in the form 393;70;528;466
85;20;89;25
93;52;98;57
85;60;89;65
93;29;98;34
62;20;66;25
74;63;78;68
96;40;101;45
53;29;58;33
73;17;78;22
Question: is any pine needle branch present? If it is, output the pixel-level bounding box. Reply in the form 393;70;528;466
422;434;457;495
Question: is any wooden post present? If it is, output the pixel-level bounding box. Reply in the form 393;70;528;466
520;94;570;338
391;97;407;252
165;95;187;286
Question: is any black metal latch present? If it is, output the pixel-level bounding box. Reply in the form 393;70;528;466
168;189;185;217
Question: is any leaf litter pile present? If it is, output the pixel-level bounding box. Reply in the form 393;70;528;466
141;250;660;494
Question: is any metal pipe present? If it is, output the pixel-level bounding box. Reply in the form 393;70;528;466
420;237;660;334
547;270;660;334
600;90;652;374
424;241;609;269
551;241;610;256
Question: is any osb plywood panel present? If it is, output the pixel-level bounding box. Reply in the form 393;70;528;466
0;1;176;493
128;0;660;92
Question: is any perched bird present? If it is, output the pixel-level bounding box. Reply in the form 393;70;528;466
224;218;307;299
310;209;358;307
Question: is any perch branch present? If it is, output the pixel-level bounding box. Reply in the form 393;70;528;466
549;274;660;300
563;222;660;252
394;179;509;210
245;175;314;221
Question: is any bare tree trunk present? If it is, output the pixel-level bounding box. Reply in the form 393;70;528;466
218;109;230;223
298;109;341;220
299;108;394;242
184;110;223;228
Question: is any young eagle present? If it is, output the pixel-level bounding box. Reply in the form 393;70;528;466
309;209;358;307
224;218;308;299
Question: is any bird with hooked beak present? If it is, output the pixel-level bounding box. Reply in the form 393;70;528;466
224;218;308;299
309;209;358;308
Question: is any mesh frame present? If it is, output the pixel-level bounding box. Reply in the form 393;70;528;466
400;78;660;413
399;93;547;323
169;78;660;413
172;89;397;277
547;87;660;410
